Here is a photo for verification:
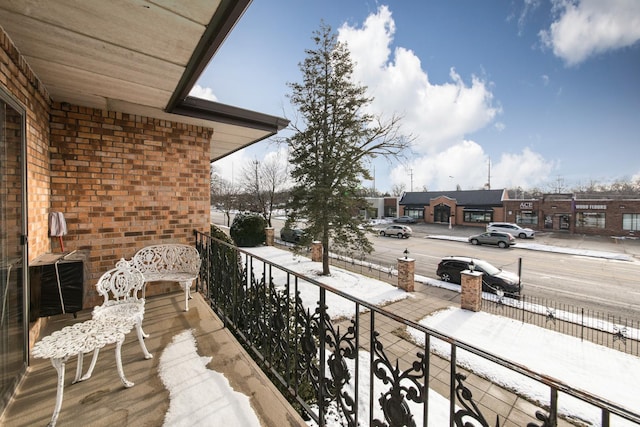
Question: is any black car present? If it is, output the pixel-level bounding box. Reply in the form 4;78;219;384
436;256;522;297
280;227;304;243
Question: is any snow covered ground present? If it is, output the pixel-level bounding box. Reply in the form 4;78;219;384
158;244;639;426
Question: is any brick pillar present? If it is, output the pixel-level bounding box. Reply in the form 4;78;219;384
311;241;322;262
461;270;483;312
397;257;415;292
265;227;274;246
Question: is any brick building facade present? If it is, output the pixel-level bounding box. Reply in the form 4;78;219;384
398;188;639;237
399;189;507;227
503;194;640;237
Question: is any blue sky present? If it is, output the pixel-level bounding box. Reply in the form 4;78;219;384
196;0;640;194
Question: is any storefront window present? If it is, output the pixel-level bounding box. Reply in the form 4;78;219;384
576;212;605;229
623;213;640;231
404;208;424;220
516;212;538;226
463;211;493;223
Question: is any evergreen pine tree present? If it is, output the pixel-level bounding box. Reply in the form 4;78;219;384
286;23;410;275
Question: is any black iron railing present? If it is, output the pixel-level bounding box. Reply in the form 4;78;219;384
194;231;640;427
482;294;640;356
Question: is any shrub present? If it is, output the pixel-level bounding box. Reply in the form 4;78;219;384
210;224;234;244
229;212;266;247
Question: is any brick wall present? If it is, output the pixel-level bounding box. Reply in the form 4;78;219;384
49;104;213;306
3;25;213;309
0;27;52;260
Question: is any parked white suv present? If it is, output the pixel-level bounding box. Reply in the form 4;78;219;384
486;222;535;238
379;225;412;239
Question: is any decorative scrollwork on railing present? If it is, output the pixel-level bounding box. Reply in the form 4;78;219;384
293;293;359;426
526;409;556;427
613;324;628;345
545;307;557;326
454;373;495;427
323;319;358;426
371;331;426;427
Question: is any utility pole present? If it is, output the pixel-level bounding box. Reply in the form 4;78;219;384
373;165;376;194
486;157;491;190
409;169;413;191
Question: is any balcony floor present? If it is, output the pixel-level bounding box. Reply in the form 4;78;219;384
2;292;307;427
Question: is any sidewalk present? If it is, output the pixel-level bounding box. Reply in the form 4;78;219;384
413;222;640;261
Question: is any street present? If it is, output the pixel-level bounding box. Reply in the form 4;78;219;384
210;211;640;321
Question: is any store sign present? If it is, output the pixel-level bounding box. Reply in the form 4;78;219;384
575;204;607;210
520;202;533;209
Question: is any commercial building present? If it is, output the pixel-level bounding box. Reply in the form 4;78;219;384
398;189;639;237
399;189;507;227
503;194;640;237
363;197;400;219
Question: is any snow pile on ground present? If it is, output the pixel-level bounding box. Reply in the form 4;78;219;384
409;307;640;426
158;330;261;427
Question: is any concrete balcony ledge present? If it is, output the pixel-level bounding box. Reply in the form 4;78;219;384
2;292;307;427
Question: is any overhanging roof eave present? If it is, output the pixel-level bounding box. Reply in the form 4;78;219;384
166;0;252;112
172;96;289;133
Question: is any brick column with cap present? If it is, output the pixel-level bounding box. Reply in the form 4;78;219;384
265;227;274;246
460;270;483;311
311;241;322;262
397;257;415;292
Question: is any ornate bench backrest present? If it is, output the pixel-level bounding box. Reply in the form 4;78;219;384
95;260;146;304
130;244;201;275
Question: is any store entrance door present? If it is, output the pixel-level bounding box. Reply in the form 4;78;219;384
434;204;451;224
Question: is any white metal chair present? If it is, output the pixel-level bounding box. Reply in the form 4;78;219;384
84;260;153;379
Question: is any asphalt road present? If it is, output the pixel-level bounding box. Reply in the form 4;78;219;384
210;211;640;321
369;227;640;319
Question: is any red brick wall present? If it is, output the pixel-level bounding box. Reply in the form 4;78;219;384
49;104;213;306
4;25;214;309
503;199;640;236
0;27;52;261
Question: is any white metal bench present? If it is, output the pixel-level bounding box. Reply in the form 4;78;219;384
126;244;201;311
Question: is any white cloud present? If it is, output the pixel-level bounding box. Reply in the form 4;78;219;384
539;0;640;66
515;0;543;35
389;142;555;191
189;84;218;101
541;74;550;86
335;5;555;192
491;147;556;188
390;141;486;192
338;6;501;153
211;150;251;187
212;145;293;189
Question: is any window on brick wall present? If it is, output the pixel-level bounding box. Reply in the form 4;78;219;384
516;211;538;226
575;212;605;228
463;211;493;223
623;213;640;231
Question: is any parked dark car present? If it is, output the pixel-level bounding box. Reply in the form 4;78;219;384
436;256;522;297
393;216;416;223
280;227;304;243
468;231;515;248
379;225;412;238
